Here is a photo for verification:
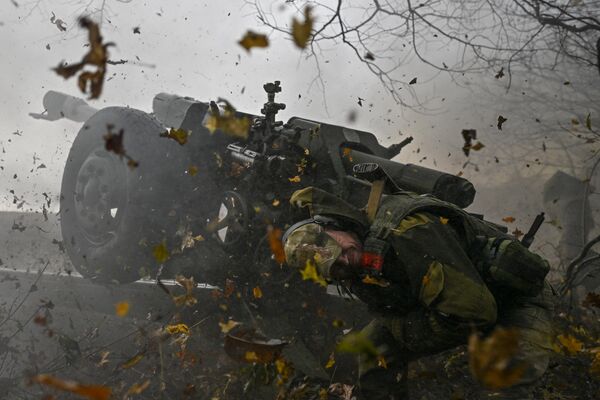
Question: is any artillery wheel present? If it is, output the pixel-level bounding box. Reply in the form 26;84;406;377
60;107;221;283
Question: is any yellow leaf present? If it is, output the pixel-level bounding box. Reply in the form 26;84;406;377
238;30;269;52
187;165;199;176
300;259;328;287
468;327;525;390
292;6;314;49
336;331;379;359
115;301;130;317
160;127;188;145
325;352;335;369
556;334;583;355
362;275;391;287
439;217;449;225
165;323;190;336
120;353;144;369
126;380;151;396
288;175;301;183
152;241;169;263
204;99;251;139
245;351;260;363
377;355;388;369
253;286;263;299
219;319;240;334
590;351;600;377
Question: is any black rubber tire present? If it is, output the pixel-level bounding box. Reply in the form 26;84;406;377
60;107;221;283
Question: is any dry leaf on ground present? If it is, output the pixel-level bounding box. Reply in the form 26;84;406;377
31;374;111;400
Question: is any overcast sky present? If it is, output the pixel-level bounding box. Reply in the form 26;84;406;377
0;0;597;223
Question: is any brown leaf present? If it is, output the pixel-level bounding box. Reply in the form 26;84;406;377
292;6;314;49
470;141;485;151
494;67;504;79
497;115;508;130
53;17;114;99
468;327;526;390
511;228;523;239
238;31;269;52
502;216;516;223
31;374;111;400
173;274;198;307
253;286;263;299
583;292;600;309
461;129;477;156
555;334;583;355
103;126;138;168
160;127;189;145
267;225;286;264
204;99;251;139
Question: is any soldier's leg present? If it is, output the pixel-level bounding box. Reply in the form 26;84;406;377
358;319;409;400
496;283;555;384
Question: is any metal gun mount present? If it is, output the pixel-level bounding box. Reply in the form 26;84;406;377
34;81;477;284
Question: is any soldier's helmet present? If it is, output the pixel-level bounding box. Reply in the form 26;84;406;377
283;220;342;280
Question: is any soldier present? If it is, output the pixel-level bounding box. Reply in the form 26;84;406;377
282;186;554;399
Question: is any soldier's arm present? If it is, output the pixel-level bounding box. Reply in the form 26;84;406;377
381;212;497;353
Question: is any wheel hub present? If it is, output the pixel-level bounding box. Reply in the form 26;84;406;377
74;148;127;243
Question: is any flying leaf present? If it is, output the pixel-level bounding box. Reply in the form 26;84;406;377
238;31;269;52
439;216;449;225
365;52;375;61
494;67;504;79
511;228;523;239
219;319;240;334
160;127;189;145
461;129;477;156
377;355;388;369
288;175;301;183
152;241;169;263
586;113;592;130
502;216;516;223
361;275;390;287
468;327;526;390
186;165;199;176
165;323;190;336
50;12;67;32
31;374;111;400
556;334;583;355
204;99;251;139
325;352;335;369
336;331;379;360
292;6;314;49
300;259;328;287
470;141;485;151
253;286;263;299
119;352;144;369
409;77;417;85
53;17;114;99
173;275;198;307
583;292;600;309
126;380;150;396
245;351;260;363
497;115;507;130
103;126;139;168
114;301;130;317
267;225;286;264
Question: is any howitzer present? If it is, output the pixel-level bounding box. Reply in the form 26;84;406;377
36;81;477;284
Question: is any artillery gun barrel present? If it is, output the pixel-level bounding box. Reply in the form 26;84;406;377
342;149;476;208
37;91;98;122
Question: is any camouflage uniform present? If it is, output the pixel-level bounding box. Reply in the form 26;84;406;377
284;187;554;399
